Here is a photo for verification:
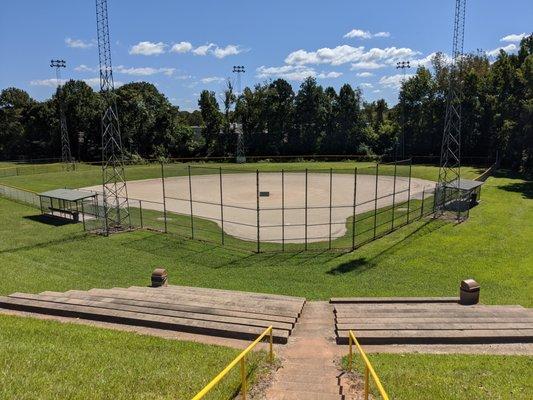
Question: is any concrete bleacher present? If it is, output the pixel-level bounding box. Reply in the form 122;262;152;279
0;285;306;343
331;297;533;345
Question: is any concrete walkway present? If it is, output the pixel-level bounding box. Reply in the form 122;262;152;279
265;301;356;400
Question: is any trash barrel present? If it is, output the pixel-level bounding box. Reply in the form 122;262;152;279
151;268;168;287
459;279;480;305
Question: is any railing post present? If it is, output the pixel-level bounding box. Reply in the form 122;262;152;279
348;332;353;371
219;167;224;245
352;167;357;251
364;366;369;400
81;201;86;231
160;162;168;233
269;327;274;363
241;356;247;400
188;165;194;239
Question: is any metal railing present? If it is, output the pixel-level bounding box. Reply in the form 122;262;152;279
348;330;390;400
192;326;274;400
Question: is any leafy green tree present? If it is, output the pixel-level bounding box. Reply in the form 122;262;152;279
198;90;222;156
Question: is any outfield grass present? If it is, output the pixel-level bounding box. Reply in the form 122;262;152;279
0;160;484;192
0;170;531;305
0;314;264;400
343;353;532;400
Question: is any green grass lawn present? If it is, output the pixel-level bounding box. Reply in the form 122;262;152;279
0;160;484;192
0;314;265;400
344;353;532;400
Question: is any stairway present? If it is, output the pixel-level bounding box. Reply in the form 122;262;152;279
265;301;354;400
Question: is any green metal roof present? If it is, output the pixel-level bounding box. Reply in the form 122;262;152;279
38;189;97;202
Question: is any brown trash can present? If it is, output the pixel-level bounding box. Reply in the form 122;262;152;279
151;268;168;287
459;279;480;305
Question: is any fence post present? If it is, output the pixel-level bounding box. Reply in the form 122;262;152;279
420;188;425;218
160;162;168;233
256;169;260;253
304;168;308;251
139;200;144;228
391;159;398;231
364;366;369;400
328;168;333;250
240;356;247;400
219;167;225;245
352;167;358;250
373;162;379;239
281;168;285;252
188;165;194;239
406;158;413;224
81;201;86;231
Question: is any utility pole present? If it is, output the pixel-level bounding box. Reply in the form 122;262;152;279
436;0;467;221
50;59;73;168
396;60;410;160
233;66;246;163
96;0;131;234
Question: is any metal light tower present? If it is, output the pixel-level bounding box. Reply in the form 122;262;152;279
50;59;73;168
233;66;246;163
436;0;467;220
396;61;411;159
96;0;131;233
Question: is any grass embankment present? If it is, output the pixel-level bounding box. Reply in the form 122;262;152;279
0;314;264;400
343;353;532;400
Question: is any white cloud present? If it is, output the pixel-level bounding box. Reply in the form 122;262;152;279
500;33;527;43
256;65;317;81
30;77;123;89
30;79;64;87
344;29;390;39
360;83;374;88
317;71;343;79
350;61;386;70
201;76;225;84
65;38;94;49
193;43;215;56
486;44;517;57
356;72;374;77
171;41;193;53
372;89;381;93
74;64;97;72
129;41;166;55
115;66;175;76
213;44;242;59
379;73;414;89
175;74;192;80
285;45;419;66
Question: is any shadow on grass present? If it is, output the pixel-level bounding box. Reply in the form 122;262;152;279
497;181;533;199
0;232;88;254
326;219;447;275
23;214;78;227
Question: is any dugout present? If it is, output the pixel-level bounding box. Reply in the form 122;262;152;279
38;189;97;224
444;178;484;209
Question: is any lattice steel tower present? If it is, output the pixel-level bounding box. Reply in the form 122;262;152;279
50;59;73;168
436;0;467;219
233;66;246;163
96;0;130;233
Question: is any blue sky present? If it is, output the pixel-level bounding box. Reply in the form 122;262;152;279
1;0;531;110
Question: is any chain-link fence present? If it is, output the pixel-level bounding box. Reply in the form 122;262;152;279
131;158;437;253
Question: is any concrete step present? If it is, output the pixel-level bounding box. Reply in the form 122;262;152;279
0;296;290;343
10;292;293;331
273;381;341;394
331;296;459;304
267;388;341;400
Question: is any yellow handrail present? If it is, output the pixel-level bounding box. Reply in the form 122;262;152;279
192;326;274;400
348;330;390;400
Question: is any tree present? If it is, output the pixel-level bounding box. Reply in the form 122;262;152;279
0;88;34;158
293;77;326;154
198;90;222;156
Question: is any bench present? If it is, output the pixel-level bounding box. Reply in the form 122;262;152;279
48;207;80;222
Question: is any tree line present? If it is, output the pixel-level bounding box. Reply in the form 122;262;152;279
0;35;531;173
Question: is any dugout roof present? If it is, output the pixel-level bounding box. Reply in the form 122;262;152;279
38;188;96;202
